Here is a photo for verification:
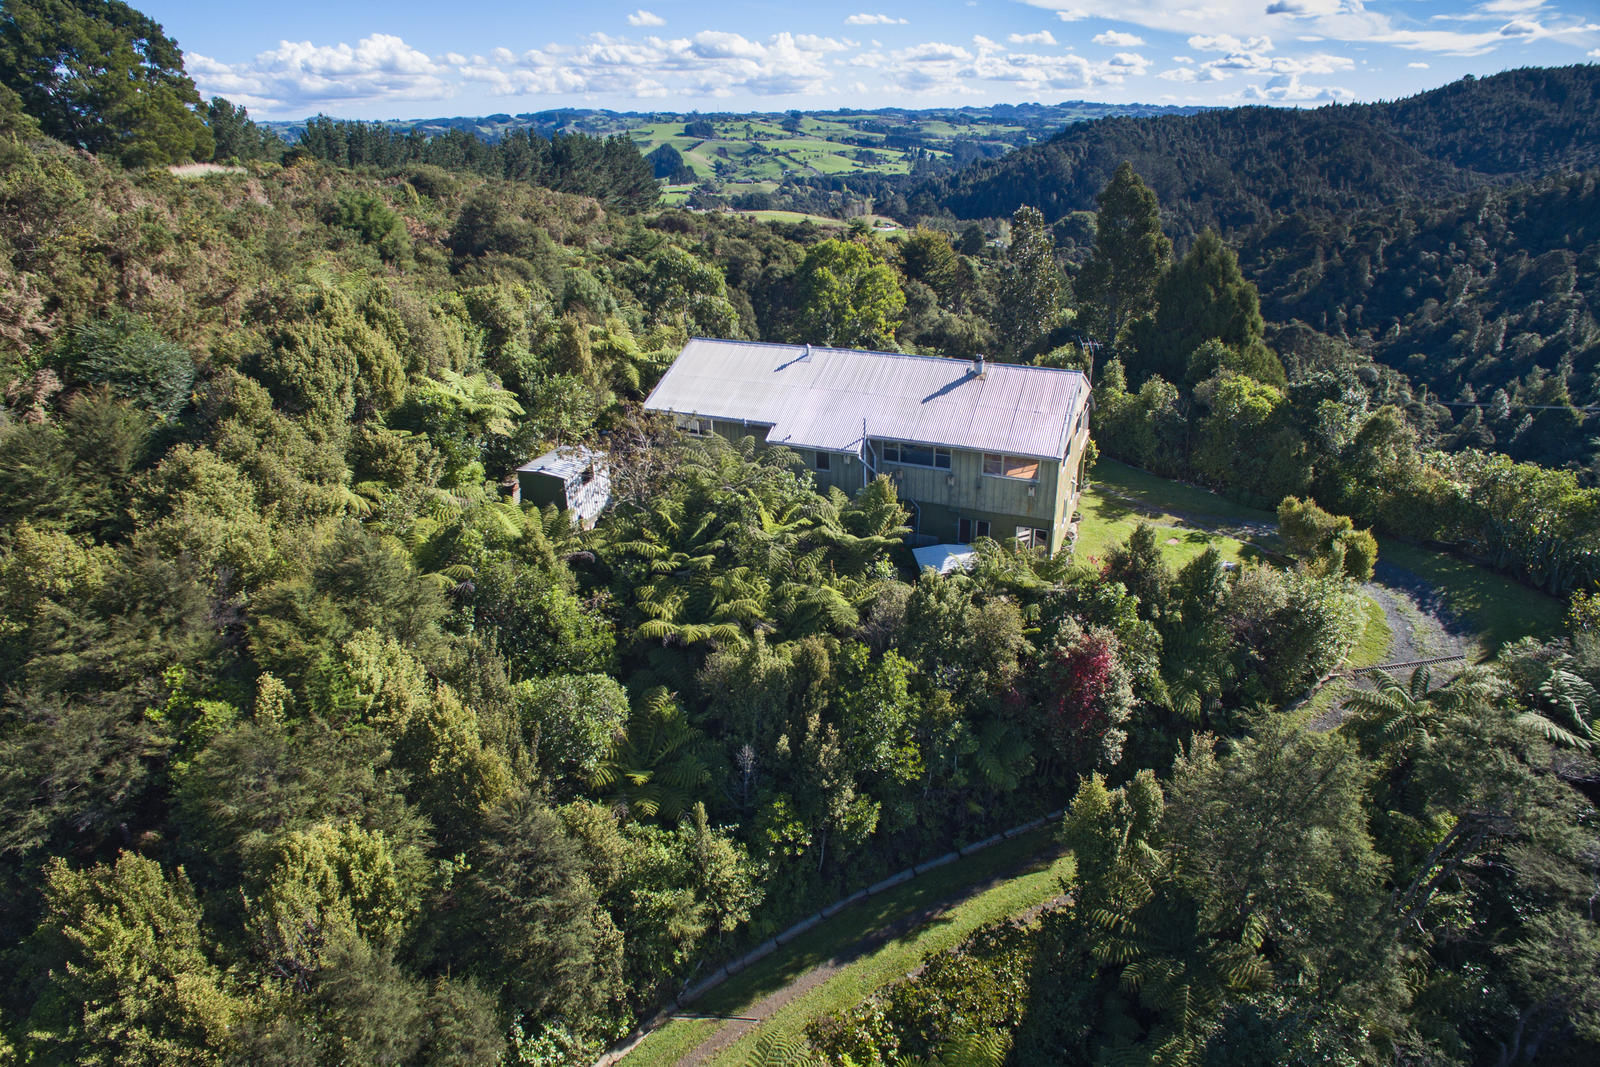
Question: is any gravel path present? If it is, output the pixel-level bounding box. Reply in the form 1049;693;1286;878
1306;560;1476;731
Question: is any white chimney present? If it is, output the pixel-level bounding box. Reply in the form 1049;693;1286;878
974;353;987;378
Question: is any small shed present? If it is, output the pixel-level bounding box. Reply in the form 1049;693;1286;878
512;446;611;528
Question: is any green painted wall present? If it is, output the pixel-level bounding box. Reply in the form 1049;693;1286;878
694;421;1091;554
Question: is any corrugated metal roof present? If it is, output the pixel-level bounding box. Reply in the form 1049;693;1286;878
644;339;1088;459
518;445;604;481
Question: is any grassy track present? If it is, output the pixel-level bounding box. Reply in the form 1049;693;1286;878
622;827;1069;1067
702;853;1074;1066
1375;538;1562;648
1300;595;1396;721
1349;595;1396;667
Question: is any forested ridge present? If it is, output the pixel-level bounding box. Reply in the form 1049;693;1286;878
1241;168;1600;462
3;2;1600;1064
911;66;1600;240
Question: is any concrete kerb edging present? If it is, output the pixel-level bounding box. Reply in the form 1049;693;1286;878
599;806;1068;1063
959;833;1004;856
775;912;824;946
821;887;869;918
867;868;915;895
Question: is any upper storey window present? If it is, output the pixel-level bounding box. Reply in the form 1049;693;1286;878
982;454;1040;480
882;441;952;470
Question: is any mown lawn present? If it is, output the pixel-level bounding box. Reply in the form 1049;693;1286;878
622;826;1069;1067
1074;459;1280;568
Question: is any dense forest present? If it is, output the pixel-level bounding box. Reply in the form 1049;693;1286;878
911;66;1600;240
3;2;1600;1064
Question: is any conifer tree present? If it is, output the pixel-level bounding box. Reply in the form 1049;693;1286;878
1077;162;1171;352
994;205;1062;357
1132;229;1284;388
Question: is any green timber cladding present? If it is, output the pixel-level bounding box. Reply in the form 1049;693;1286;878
645;339;1091;554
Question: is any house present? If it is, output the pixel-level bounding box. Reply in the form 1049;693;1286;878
643;339;1091;553
511;445;611;528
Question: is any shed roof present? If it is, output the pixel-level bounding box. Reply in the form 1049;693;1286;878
517;445;603;482
644;339;1088;460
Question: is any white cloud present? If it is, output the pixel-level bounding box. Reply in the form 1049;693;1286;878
188;34;452;112
194;27;875;113
1159;65;1224;83
794;35;854;52
1093;31;1146;47
1009;30;1058;45
865;33;1153;96
1022;0;1592;57
1408;61;1430;68
1241;72;1354;102
1154;31;1353;85
626;9;665;27
1054;7;1089;18
1591;48;1600;57
845;13;907;25
1189;34;1272;53
1264;0;1344;16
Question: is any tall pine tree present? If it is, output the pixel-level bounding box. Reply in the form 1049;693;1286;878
1131;229;1284;388
1076;162;1171;353
994;205;1063;358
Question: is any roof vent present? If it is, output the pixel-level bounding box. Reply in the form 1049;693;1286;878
974;353;987;378
800;343;812;361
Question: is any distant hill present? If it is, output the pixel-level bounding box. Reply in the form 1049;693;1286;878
909;66;1600;241
263;102;1207;205
261;101;1207;147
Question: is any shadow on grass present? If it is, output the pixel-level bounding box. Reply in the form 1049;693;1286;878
687;831;1059;1018
1376;541;1563;650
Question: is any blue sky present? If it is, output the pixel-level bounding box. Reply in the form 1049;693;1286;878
148;1;1600;119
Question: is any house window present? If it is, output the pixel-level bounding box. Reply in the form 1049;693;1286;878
957;518;991;543
814;451;831;471
886;441;940;467
677;415;712;436
882;441;951;469
1015;526;1050;551
982;453;1040;481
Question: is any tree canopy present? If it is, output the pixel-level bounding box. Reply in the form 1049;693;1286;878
0;0;212;166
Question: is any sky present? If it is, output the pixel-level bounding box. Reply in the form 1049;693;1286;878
147;0;1600;120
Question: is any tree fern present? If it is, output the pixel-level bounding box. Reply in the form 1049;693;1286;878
589;689;711;821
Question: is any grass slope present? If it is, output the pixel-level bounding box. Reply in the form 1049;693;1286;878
623;827;1070;1067
1376;538;1563;649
